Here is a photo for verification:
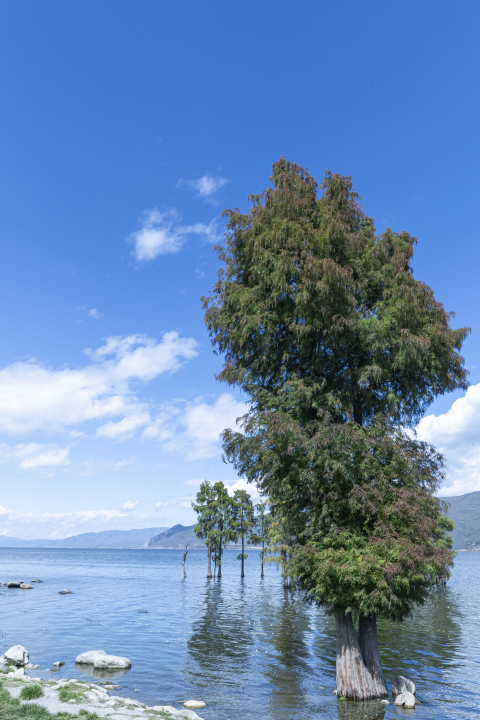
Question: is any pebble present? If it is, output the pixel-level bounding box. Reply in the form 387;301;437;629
58;589;72;594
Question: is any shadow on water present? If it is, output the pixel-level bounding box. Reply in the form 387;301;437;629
336;700;386;720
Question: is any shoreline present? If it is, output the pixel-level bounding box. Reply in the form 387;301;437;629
0;668;205;720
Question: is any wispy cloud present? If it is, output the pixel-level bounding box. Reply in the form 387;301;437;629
128;209;218;262
144;393;248;460
0;331;198;436
119;500;140;510
177;174;229;204
0;443;70;472
77;306;103;322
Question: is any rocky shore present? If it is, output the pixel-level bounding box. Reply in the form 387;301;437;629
0;646;205;720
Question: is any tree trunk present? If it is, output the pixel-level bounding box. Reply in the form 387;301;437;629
335;612;376;700
261;546;264;578
358;613;387;697
241;533;245;578
207;547;212;579
217;546;222;579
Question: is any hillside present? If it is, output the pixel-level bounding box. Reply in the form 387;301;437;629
145;524;205;548
0;527;168;549
441;491;480;550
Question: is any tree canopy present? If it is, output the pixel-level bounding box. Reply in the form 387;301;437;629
202;158;467;698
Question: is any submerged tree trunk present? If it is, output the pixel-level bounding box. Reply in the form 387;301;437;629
261;545;264;578
358;613;387;697
207;547;212;579
335;612;376;700
241;533;245;578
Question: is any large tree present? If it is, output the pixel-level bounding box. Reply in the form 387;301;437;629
202;159;468;699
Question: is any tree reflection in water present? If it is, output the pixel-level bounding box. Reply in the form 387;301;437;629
186;580;255;689
257;588;323;719
336;700;386;720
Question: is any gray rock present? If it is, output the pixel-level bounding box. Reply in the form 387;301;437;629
392;675;416;695
75;650;105;664
124;697;143;707
394;691;416;709
20;584;32;589
58;589;72;594
52;662;64;667
4;582;22;588
93;653;131;670
31;579;42;583
4;645;29;666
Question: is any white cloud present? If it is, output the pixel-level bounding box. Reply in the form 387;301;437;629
120;500;140;510
0;443;70;472
97;412;151;441
144;393;248;460
88;308;102;320
129;209;218;262
417;383;480;496
177;175;229;204
0;331;198;436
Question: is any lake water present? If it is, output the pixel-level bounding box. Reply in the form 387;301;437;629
1;548;479;720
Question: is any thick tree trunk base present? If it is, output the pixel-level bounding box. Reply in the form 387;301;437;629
207;548;212;579
335;612;378;700
358;613;388;697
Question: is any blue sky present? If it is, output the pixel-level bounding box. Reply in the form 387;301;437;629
0;1;479;539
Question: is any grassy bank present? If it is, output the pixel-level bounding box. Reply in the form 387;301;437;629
0;684;99;720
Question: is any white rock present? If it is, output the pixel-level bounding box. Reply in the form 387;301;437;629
184;700;206;709
381;699;389;704
93;653;131;670
20;584;32;589
75;650;106;664
52;661;64;667
13;668;25;676
68;699;76;704
4;645;29;666
124;697;143;707
392;675;416;695
395;691;416;709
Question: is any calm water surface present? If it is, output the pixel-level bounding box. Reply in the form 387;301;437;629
1;548;479;720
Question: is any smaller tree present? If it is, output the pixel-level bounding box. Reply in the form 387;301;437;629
232;489;255;578
251;501;270;578
192;480;217;578
210;481;236;579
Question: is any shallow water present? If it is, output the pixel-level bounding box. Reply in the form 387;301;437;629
1;548;479;719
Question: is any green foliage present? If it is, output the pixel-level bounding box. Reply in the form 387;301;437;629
193;480;236;576
58;686;84;703
203;158;468;617
20;684;43;700
251;501;270;565
0;681;96;720
232;488;255;561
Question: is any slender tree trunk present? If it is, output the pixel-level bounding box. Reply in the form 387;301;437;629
217;543;222;579
207;547;212;579
335;612;376;700
358;613;387;697
261;545;264;578
241;533;245;578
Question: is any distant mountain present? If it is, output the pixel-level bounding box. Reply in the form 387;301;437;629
144;523;261;550
0;527;169;549
145;524;205;549
441;491;480;550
